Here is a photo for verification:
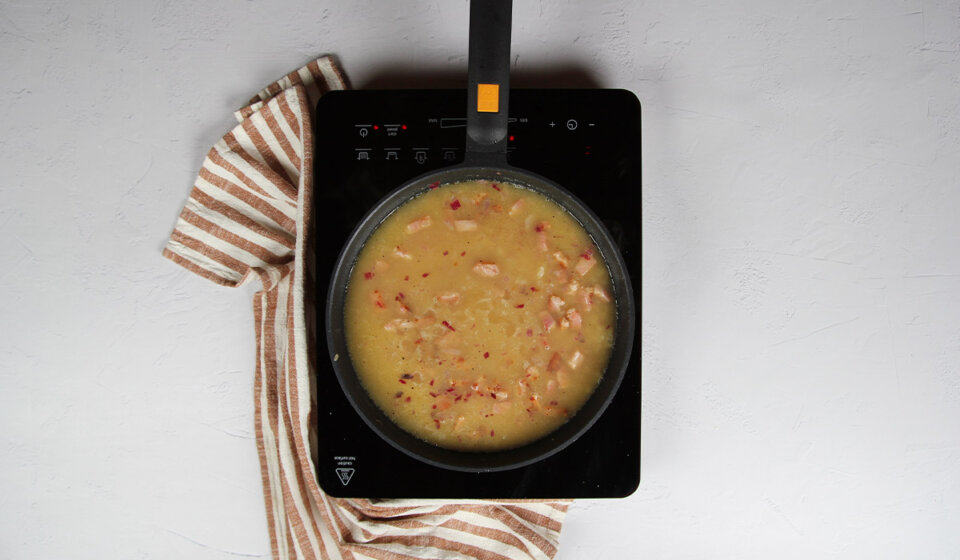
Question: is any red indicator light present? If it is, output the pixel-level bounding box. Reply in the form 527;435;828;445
509;135;515;141
402;124;408;130
373;125;379;130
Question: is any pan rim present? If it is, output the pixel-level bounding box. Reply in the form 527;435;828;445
324;164;635;473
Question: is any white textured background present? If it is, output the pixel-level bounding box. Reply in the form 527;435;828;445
2;0;959;558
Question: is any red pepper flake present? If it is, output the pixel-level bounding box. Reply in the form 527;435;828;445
450;199;461;210
550;400;558;406
428;182;440;190
405;396;411;402
483;351;490;359
364;271;374;279
443;250;449;256
526;328;533;337
395;392;403;398
581;251;592;260
491;184;501;192
404;275;409;281
441;320;456;331
399;379;407;384
434;419;441;429
460;251;466;256
535;223;544;232
530;286;537;292
490;430;495;437
515;304;524;308
455;395;463;402
422;272;429;278
401;373;414;379
429;379;435;386
429;392;438;398
432;404;437;409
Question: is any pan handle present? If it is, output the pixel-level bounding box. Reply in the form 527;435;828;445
465;0;512;165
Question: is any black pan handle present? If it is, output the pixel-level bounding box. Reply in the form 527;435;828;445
465;0;513;165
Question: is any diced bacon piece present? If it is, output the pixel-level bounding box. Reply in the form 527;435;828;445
473;261;500;277
405;215;432;234
525;366;540;380
436;396;452;411
547;352;563;373
374;259;390;273
555;367;571;389
453;416;466;431
574;256;596;276
383;318;415;332
565;308;582;330
494;391;509;401
591;286;611;302
539;311;556;333
509;199;525;216
454;219;478;232
528;393;542;411
548;295;566;314
393;246;413;260
553;269;569;283
581;288;593;311
560;318;570;329
492;401;511;415
515;379;528;396
567;350;584;370
537;231;549;252
437;292;461;304
536;266;545;279
552;251;570;268
546;379;558;393
371;290;385;309
566;280;580;295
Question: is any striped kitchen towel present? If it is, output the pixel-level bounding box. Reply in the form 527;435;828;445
163;56;570;560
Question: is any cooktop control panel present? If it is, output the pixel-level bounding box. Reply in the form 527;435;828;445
311;89;640;499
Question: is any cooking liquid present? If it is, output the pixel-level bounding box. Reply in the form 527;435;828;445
344;180;615;451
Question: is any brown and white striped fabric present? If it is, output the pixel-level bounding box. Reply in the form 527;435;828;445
163;56;570;560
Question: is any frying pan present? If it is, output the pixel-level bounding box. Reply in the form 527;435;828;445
325;0;635;473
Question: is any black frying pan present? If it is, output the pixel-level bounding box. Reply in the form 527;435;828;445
325;0;635;472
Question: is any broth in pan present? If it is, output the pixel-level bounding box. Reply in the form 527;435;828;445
343;180;615;451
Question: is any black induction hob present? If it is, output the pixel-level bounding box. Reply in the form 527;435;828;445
310;89;640;499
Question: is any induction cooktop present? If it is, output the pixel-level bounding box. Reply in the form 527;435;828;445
310;89;640;498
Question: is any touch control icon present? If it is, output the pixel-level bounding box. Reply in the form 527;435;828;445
415;151;427;164
566;119;578;131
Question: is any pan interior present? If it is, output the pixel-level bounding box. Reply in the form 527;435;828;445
342;178;617;453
